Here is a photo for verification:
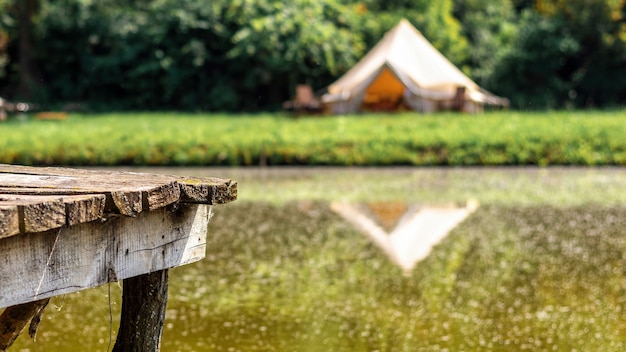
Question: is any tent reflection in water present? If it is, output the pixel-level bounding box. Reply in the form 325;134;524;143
321;19;508;114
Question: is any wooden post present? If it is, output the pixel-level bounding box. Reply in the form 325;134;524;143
113;269;169;352
0;298;49;351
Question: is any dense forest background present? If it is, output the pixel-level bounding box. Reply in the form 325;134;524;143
0;0;625;111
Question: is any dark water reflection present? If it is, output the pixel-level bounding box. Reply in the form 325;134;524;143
9;167;626;351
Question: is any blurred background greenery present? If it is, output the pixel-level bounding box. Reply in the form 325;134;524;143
1;0;626;111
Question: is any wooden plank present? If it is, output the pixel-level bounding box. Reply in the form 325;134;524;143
0;173;175;216
113;270;168;352
177;177;238;204
0;204;210;308
61;194;106;226
0;164;180;216
0;187;140;216
0;164;234;203
0;164;235;209
0;205;19;239
110;190;143;217
0;197;66;234
0;194;106;228
0;298;50;351
141;180;180;211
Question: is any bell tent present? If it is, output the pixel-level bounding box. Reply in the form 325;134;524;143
321;19;508;114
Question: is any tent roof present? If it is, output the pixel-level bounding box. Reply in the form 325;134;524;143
324;19;506;105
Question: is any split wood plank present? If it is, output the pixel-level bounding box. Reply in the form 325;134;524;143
0;193;106;227
0;197;65;234
0;173;176;216
177;176;238;204
0;205;19;239
0;164;237;216
0;194;106;236
0;164;237;205
0;186;143;217
0;204;210;308
0;298;50;351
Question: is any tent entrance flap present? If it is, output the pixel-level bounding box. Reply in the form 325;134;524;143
362;67;405;111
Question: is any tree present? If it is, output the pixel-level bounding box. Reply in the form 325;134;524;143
492;0;626;108
16;0;39;100
225;0;365;108
35;0;241;110
349;0;469;67
0;0;41;99
0;0;11;81
453;0;518;87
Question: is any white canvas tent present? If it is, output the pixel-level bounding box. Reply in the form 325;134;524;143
321;19;508;114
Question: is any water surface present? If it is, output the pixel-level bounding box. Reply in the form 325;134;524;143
10;167;626;351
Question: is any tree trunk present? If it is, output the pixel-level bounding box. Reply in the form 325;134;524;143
17;0;40;100
112;270;169;352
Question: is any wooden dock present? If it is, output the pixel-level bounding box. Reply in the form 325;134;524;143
0;164;237;351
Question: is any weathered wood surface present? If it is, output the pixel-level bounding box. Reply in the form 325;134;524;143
113;270;169;352
0;164;237;351
0;298;49;351
0;203;211;308
0;194;106;235
0;164;236;234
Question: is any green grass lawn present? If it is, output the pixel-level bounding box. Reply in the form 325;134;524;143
2;110;626;166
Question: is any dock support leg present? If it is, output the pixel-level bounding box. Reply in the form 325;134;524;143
113;269;169;352
0;298;49;351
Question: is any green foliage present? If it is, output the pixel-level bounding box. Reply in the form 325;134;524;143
351;0;469;66
0;0;474;110
2;0;626;110
3;111;626;167
225;0;365;107
33;0;242;110
453;0;518;86
492;0;626;109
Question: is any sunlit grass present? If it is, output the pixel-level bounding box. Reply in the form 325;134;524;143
3;110;626;166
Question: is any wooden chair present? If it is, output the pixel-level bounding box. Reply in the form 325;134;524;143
283;84;323;115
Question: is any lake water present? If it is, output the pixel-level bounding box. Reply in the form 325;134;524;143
9;167;626;351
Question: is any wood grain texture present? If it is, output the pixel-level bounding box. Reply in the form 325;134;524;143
0;194;106;227
0;298;50;351
177;177;238;204
60;194;106;226
113;270;168;352
0;164;236;235
0;187;142;216
0;204;210;308
0;197;66;233
0;206;19;239
0;165;235;349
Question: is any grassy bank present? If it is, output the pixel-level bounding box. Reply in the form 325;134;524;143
2;110;626;166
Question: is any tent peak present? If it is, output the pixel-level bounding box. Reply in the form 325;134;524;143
321;18;508;114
